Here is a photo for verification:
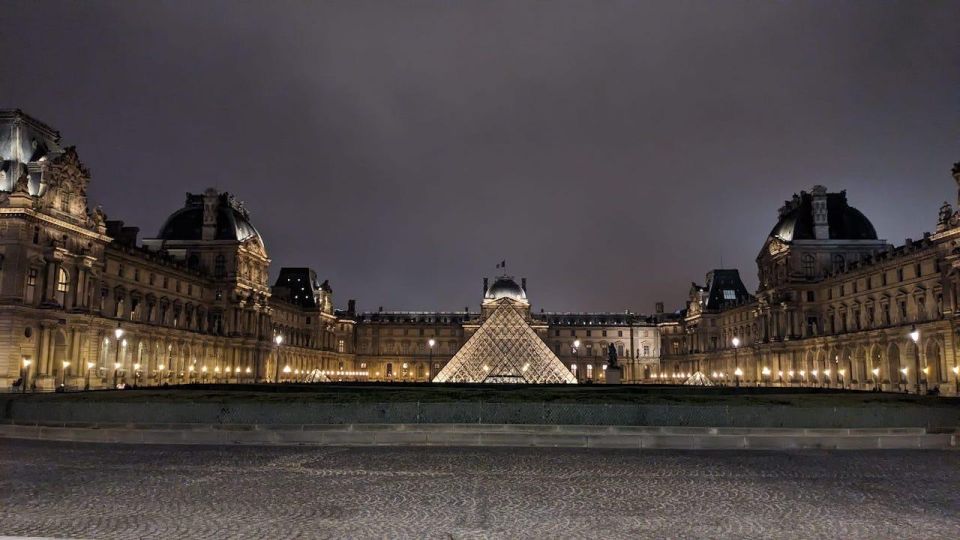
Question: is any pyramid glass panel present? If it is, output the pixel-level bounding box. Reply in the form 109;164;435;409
433;302;577;384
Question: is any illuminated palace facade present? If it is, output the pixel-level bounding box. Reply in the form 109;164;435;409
0;110;661;390
5;109;958;394
659;174;960;395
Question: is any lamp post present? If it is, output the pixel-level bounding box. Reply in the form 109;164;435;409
234;366;241;384
133;364;141;386
953;366;959;395
85;361;94;391
900;367;908;393
731;337;741;387
761;366;771;387
838;368;846;389
872;367;880;392
21;358;31;394
909;325;921;394
788;370;795;387
572;339;581;382
273;334;284;383
428;338;436;381
282;365;292;382
777;370;784;387
112;325;124;389
60;361;71;390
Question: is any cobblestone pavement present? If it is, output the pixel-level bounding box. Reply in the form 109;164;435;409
1;440;958;539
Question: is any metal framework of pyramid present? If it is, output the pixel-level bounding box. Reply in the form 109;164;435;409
683;371;714;386
433;302;577;384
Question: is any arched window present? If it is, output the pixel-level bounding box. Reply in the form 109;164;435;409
586;364;593;379
56;267;70;293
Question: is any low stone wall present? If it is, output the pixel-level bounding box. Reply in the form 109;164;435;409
1;423;955;449
3;397;960;429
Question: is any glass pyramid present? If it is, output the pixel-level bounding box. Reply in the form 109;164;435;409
433;302;577;384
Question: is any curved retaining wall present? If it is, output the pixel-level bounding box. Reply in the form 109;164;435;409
4;398;960;429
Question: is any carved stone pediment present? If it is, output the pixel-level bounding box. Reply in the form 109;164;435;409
767;238;788;255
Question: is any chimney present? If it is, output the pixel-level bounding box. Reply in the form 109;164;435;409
201;188;219;241
378;306;383;312
483;277;488;296
811;185;829;240
953;162;960;206
655;301;664;314
347;299;356;316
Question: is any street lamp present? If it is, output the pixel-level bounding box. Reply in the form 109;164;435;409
900;367;908;392
112;324;124;389
910;325;921;394
777;370;784;386
282;365;292;382
85;361;94;391
788;370;795;387
761;366;771;387
572;339;581;382
21;358;31;394
731;337;741;387
274;334;284;383
428;338;436;380
234;366;241;383
838;368;846;389
871;367;880;392
133;363;141;386
953;366;960;395
60;360;71;390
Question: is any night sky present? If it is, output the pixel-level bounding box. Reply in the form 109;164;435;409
2;1;958;313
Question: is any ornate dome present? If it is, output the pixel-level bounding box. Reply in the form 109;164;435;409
485;276;527;302
770;188;877;242
157;190;263;245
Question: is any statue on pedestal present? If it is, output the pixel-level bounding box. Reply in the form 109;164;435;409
606;343;622;384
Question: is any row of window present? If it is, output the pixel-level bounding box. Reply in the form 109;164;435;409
113;261;202;298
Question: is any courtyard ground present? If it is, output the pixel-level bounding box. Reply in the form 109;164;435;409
1;439;958;539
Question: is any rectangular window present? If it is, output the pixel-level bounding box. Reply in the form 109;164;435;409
722;289;737;300
27;268;38;286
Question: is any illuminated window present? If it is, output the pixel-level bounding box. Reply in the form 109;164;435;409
56;268;69;293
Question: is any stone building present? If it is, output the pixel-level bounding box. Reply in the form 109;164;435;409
659;173;960;395
0;110;350;390
0;110;661;389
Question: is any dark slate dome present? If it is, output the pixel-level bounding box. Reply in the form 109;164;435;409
158;191;262;244
770;189;877;242
485;276;527;302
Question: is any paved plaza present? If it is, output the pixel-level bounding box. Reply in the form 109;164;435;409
1;440;958;539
